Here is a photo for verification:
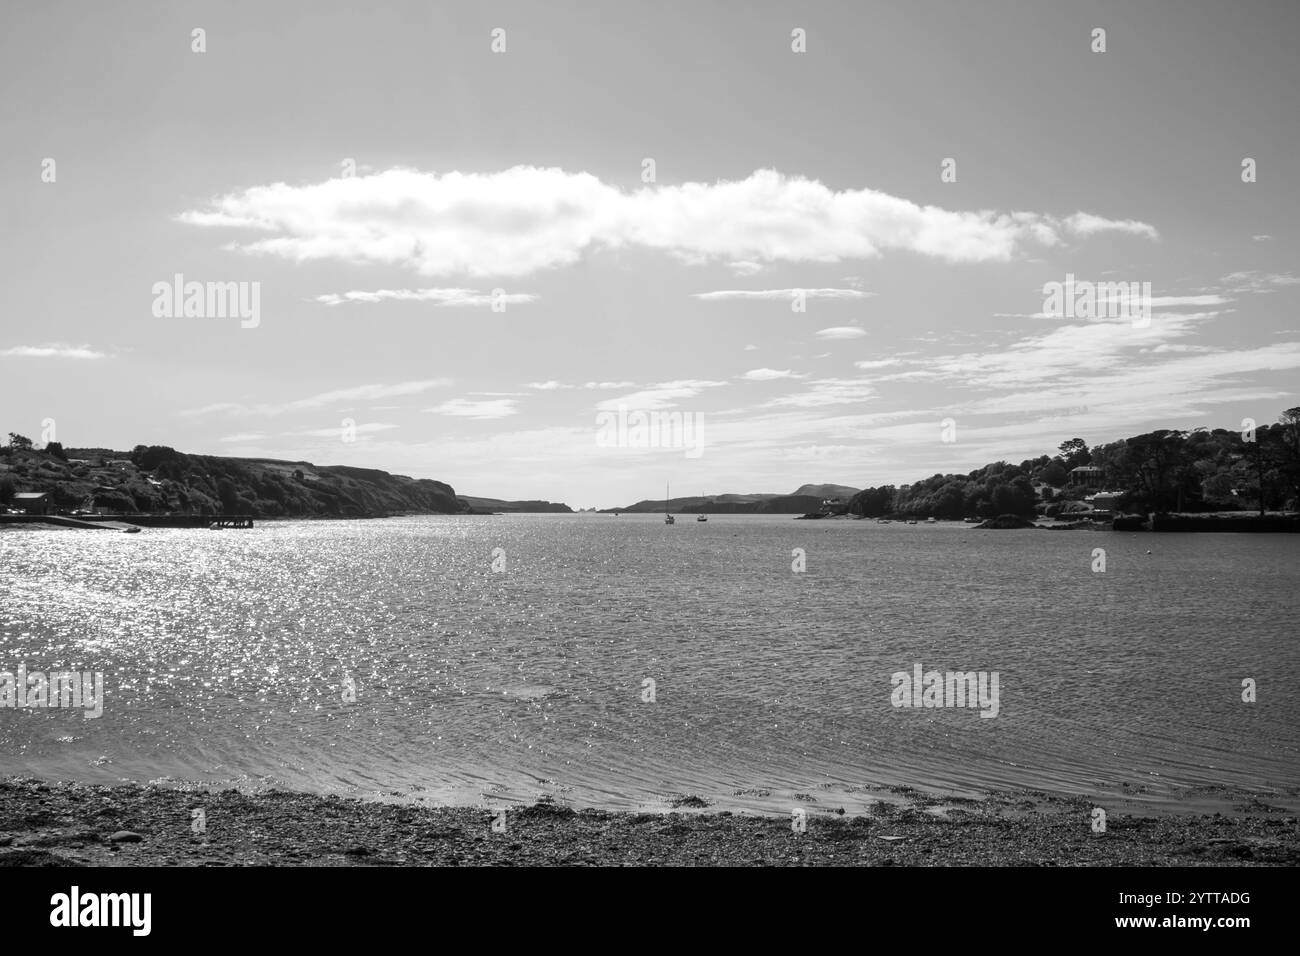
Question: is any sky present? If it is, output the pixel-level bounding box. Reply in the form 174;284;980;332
2;0;1298;509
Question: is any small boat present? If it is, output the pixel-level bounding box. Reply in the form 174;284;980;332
906;519;918;525
664;482;675;525
697;491;708;521
122;526;141;534
208;522;223;530
926;517;937;524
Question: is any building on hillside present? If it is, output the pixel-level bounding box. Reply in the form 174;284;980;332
12;492;49;515
1070;465;1105;488
1085;490;1124;513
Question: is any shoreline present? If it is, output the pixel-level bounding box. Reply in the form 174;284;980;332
3;779;1295;867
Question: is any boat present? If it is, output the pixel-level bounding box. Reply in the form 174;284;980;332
697;491;708;521
122;526;141;534
906;519;918;525
926;516;937;524
664;483;675;524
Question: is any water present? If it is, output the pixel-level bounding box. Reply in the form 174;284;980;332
1;515;1297;814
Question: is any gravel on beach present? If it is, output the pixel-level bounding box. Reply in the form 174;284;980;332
1;779;1296;867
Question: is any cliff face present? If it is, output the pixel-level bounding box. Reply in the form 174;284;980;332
2;446;469;518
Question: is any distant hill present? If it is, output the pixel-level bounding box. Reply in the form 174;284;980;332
458;496;573;513
790;483;861;499
602;483;860;515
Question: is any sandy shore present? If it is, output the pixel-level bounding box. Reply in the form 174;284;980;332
2;779;1296;866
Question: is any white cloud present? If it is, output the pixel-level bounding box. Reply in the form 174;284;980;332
761;378;877;408
595;379;726;412
815;327;867;340
179;166;1158;278
1062;212;1160;240
1;343;106;359
426;398;518;419
692;288;873;301
314;288;537;307
741;368;805;381
218;432;267;443
180;379;451;417
294;423;399;437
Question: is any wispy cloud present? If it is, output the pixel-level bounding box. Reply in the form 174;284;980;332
179;167;1159;278
426;398;518;419
1;343;107;359
595;379;726;412
294;423;399;437
741;368;806;381
314;288;537;307
762;378;877;408
815;327;867;340
180;379;452;417
691;288;873;301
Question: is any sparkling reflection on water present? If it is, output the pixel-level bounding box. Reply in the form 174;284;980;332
1;515;1297;813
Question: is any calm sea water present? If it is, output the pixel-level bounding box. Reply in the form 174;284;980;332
2;515;1297;813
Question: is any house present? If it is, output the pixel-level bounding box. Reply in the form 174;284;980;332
1085;490;1124;513
1069;465;1105;488
12;492;50;515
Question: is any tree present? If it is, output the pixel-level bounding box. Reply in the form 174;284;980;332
44;440;67;460
6;433;34;451
1058;438;1090;470
1039;460;1069;486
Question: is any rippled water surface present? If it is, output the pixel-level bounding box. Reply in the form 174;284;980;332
2;515;1297;813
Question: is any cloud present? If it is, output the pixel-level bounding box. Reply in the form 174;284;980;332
314;288;537;307
595;379;726;412
526;380;570;390
178;166;1158;278
426;398;518;419
853;358;906;370
1221;271;1300;293
815;327;867;340
0;343;107;359
294;423;399;437
1062;212;1160;240
741;368;805;381
691;288;873;301
1251;235;1272;241
728;261;764;276
180;379;451;416
218;432;267;443
761;378;877;408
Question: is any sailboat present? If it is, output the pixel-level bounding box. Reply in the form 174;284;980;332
697;490;708;522
664;483;675;524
